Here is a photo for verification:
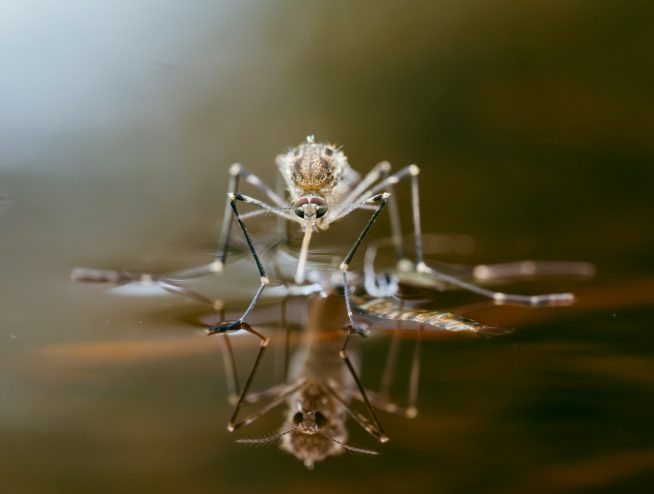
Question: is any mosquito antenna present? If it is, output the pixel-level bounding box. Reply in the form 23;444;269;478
318;432;380;456
235;429;293;447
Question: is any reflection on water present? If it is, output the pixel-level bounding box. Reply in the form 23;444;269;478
222;296;383;469
2;0;654;492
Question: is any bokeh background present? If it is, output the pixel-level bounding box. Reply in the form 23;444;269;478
1;1;653;493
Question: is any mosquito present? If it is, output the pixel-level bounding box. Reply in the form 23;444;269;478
207;135;578;337
73;135;583;328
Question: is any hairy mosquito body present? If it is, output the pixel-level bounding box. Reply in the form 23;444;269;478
73;135;584;334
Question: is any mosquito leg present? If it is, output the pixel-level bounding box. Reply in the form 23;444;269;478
213;323;270;431
362;299;421;419
216;165;292;271
337;331;389;443
363;238;400;297
228;381;305;432
406;323;423;417
380;163;406;262
355;163;406;297
71;166;287;295
471;260;596;281
340;193;390;335
335;161;392;215
379;303;404;401
324;382;386;442
240;379;304;406
363;323;422;419
219;333;240;405
340;165;421;276
214;303;241;406
208;194;273;332
417;263;576;306
368;165;577;306
71;268;226;309
157;280;224;310
215;164;242;272
281;296;291;381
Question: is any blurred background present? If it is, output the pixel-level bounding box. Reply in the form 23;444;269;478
1;1;653;493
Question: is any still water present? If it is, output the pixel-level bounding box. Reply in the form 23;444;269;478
1;1;653;493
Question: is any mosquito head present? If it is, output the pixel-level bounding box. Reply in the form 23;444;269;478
290;408;329;434
279;396;348;469
293;196;328;220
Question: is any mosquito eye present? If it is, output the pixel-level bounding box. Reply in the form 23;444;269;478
293;412;303;425
294;208;304;218
316;206;328;218
314;411;327;428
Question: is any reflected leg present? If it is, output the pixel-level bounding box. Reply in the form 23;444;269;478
337;330;389;443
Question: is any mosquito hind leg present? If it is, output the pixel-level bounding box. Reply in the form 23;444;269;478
404;166;577;306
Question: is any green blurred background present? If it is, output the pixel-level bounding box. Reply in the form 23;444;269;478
1;1;653;493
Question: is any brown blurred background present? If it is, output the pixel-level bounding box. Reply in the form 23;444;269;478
1;1;653;493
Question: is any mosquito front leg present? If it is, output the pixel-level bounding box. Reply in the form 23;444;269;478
208;194;273;332
340;193;390;335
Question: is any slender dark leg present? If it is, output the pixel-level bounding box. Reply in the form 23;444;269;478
340;193;389;335
216;164;292;271
208;194;271;332
336;331;389;443
215;324;270;431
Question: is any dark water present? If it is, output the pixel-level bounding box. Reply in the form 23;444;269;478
1;1;653;493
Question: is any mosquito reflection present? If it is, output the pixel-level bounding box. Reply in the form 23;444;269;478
216;294;425;469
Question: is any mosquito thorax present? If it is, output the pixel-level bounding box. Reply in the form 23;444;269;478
276;136;351;208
